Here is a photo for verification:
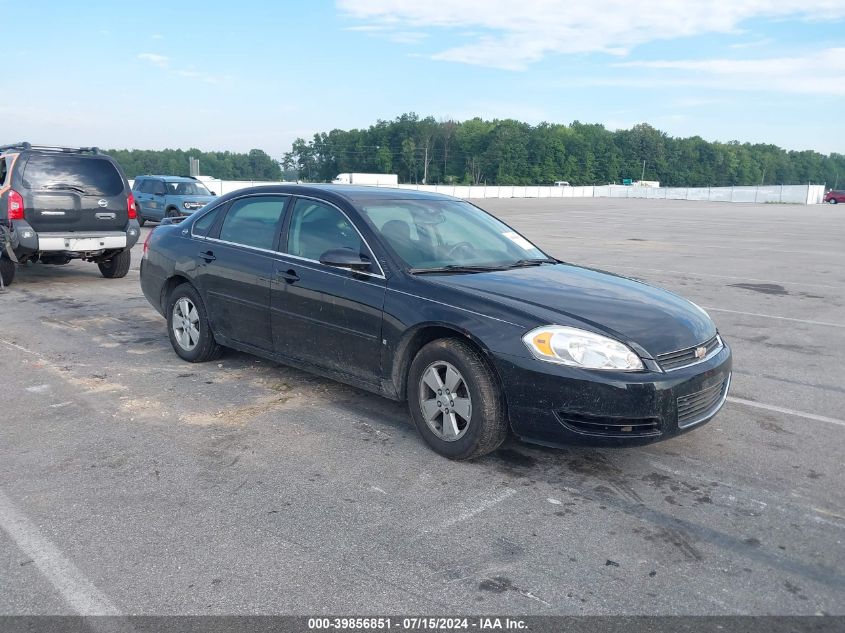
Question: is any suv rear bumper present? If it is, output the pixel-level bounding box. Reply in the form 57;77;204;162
7;219;140;258
37;232;128;251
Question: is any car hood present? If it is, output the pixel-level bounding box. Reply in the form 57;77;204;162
425;264;716;357
175;195;215;202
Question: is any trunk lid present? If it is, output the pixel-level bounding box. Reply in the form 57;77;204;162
19;153;129;233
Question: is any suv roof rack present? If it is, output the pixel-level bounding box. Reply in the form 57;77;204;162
0;142;100;155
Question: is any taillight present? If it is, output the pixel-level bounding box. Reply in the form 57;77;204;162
127;192;137;219
142;228;154;259
8;190;24;220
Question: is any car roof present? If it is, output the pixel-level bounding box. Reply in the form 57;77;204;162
139;175;197;181
225;184;456;204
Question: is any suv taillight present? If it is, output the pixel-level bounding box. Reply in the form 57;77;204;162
8;190;24;220
127;192;137;220
142;228;154;259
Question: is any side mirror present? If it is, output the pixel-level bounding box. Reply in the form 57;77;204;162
210;191;217;196
319;248;370;271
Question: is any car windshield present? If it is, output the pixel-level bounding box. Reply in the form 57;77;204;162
359;199;552;272
166;181;211;196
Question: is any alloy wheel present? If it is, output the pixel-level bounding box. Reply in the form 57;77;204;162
418;361;472;441
172;297;200;351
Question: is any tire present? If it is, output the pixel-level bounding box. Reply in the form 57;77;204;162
166;283;222;362
407;338;508;460
829;199;838;204
0;256;15;287
166;207;180;218
138;216;147;227
98;249;131;278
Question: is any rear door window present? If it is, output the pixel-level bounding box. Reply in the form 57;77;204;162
192;205;225;238
21;155;124;196
218;196;288;251
285;198;367;261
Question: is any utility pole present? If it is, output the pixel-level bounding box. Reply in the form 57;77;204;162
641;160;646;182
423;145;429;185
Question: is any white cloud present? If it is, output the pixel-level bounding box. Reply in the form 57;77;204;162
344;23;427;44
615;48;845;95
338;0;845;69
387;31;428;44
176;68;222;85
151;33;164;40
138;52;169;68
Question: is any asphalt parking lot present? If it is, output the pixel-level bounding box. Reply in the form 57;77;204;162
1;198;843;616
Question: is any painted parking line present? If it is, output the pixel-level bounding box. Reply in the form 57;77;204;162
703;307;845;329
728;397;845;428
0;488;120;615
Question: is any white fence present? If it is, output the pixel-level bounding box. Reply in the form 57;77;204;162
130;180;826;204
388;183;825;204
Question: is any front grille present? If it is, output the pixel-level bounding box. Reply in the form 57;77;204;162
555;411;662;438
657;335;722;371
676;374;730;428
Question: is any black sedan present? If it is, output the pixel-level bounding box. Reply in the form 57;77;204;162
140;185;732;460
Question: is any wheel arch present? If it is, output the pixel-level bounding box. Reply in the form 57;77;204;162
390;323;505;404
160;274;193;311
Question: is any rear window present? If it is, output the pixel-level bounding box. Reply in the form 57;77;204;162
21;154;124;196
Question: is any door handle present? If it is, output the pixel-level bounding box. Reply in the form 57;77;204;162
199;250;216;263
278;269;299;283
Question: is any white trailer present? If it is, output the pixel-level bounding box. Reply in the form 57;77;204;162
332;173;399;186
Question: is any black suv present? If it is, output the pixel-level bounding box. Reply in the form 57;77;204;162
0;142;141;286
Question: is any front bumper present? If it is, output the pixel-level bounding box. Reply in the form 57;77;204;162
494;342;732;446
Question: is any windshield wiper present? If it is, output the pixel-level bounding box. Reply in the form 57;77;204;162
408;264;510;274
41;183;88;194
506;258;558;268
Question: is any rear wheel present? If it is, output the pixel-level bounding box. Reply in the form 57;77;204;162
0;256;15;287
138;216;147;227
98;249;131;278
166;283;222;362
407;338;508;460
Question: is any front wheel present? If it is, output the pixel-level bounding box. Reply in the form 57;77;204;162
98;249;131;278
829;198;838;204
166;283;222;362
407;338;508;460
166;207;180;218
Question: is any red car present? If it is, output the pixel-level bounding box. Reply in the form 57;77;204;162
824;190;845;204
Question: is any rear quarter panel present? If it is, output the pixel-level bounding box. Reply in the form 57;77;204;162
140;225;200;315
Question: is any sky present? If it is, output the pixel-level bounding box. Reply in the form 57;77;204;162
2;0;844;158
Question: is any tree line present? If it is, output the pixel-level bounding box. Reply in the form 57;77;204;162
106;148;289;181
281;113;844;188
104;114;843;188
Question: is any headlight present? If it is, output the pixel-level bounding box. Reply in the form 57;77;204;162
522;325;644;371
